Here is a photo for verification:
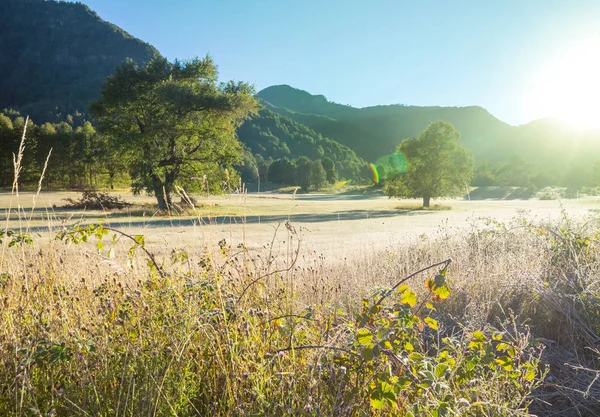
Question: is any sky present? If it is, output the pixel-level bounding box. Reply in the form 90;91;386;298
71;0;600;126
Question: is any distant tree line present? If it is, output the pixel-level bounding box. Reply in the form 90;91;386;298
0;110;127;189
472;155;600;193
0;110;353;194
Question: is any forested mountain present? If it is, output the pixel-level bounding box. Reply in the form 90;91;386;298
258;85;516;162
257;85;600;189
0;0;160;123
237;109;367;180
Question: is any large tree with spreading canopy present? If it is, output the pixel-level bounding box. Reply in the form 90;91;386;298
91;56;258;209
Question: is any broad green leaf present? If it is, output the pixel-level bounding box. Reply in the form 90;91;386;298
434;363;449;378
400;290;417;307
472;331;486;342
424;317;438;330
357;328;373;345
496;342;509;351
362;344;374;361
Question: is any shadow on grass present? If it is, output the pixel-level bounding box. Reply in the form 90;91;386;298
467;186;535;200
21;208;434;233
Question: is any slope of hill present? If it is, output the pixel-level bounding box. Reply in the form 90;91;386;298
258;85;516;162
237;108;367;179
0;0;160;123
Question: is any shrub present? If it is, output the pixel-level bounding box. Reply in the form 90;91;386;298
62;188;132;210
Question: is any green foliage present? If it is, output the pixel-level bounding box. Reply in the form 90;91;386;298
0;223;547;416
386;121;474;207
267;158;297;185
295;156;312;191
0;0;159;123
322;157;338;184
237;108;367;181
309;160;327;191
0;112;127;189
91;56;258;209
0;230;33;247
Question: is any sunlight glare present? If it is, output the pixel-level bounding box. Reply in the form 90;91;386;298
526;33;600;130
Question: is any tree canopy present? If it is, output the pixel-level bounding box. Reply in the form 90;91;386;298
91;56;258;209
386;121;474;207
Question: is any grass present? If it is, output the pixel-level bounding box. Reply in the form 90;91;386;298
1;125;599;416
2;208;600;415
394;203;452;211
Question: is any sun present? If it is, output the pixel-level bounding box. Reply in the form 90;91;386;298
525;33;600;130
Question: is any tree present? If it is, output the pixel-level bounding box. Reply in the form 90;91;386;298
268;158;297;185
295;156;312;191
321;157;338;184
310;160;327;191
91;56;258;209
385;121;473;207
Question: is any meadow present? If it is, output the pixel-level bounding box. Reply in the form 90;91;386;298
1;189;600;416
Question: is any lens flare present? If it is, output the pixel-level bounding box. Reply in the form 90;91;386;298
370;152;408;184
369;163;380;184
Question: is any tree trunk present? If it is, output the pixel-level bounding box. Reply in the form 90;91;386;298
423;196;431;208
151;174;169;210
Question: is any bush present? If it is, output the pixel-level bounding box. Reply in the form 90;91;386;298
62;188;132;210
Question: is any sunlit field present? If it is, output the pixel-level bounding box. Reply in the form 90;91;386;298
2;189;600;416
2;190;598;261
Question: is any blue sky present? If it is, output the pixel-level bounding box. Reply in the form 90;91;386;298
73;0;600;125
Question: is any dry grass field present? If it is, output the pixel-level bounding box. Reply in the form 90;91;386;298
2;190;598;261
2;189;600;416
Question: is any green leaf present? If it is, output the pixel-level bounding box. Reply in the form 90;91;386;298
408;352;424;361
435;363;449;378
496;342;509;351
424;317;438;330
357;328;373;345
525;369;536;381
434;284;451;300
472;331;486;342
362;344;374;361
134;235;145;246
400;289;417;307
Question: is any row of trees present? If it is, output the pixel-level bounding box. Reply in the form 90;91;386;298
0;112;127;189
0;55;356;206
473;156;600;191
266;156;337;191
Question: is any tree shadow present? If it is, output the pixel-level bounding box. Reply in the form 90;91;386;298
20;208;433;233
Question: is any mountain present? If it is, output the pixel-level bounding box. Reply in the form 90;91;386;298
0;0;160;123
237;108;367;179
257;85;517;163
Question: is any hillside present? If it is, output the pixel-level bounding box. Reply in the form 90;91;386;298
237;108;367;180
258;85;517;162
0;0;160;123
